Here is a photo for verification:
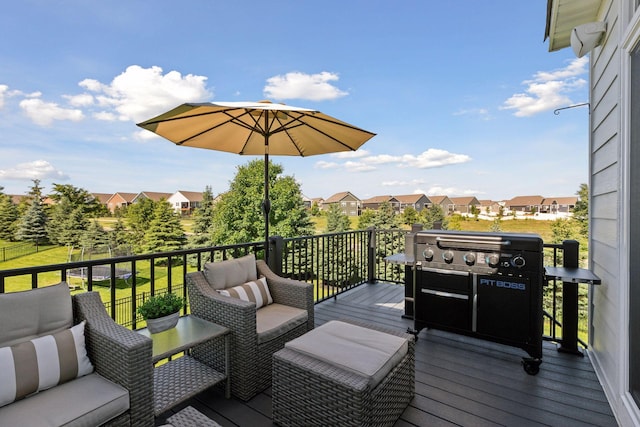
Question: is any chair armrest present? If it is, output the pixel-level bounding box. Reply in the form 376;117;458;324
186;271;257;337
72;292;154;427
257;260;314;328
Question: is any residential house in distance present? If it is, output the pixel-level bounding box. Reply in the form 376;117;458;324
106;192;136;214
428;195;455;215
323;191;361;216
449;196;480;214
478;199;503;216
168;191;203;216
310;197;324;211
545;0;640;423
540;196;578;214
394;194;431;212
91;193;112;209
302;194;312;209
132;191;173;204
506;195;545;214
361;195;400;212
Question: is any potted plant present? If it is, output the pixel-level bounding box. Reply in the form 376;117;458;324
137;292;184;333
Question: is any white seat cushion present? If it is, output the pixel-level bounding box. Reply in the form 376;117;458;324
285;320;408;388
256;304;308;345
0;373;129;427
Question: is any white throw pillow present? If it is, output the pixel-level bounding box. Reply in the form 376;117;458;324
218;277;273;309
0;321;94;408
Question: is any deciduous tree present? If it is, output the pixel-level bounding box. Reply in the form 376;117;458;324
210;160;313;245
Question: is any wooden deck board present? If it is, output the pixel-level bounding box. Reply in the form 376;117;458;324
159;282;617;426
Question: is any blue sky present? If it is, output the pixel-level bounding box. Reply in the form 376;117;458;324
0;1;589;202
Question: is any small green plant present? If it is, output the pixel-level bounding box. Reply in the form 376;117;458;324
137;292;184;319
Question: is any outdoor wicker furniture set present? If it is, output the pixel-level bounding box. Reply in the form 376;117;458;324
186;253;315;401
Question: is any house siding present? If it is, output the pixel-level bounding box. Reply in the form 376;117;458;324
585;0;640;425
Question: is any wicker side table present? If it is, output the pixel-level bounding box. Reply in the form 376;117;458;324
272;320;415;427
138;315;230;416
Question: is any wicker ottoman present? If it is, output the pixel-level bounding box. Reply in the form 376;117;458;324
272;319;415;427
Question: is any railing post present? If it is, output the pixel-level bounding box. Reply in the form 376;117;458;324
269;236;284;276
558;239;582;356
367;227;376;284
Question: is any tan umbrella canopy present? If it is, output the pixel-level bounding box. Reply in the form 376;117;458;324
137;100;375;260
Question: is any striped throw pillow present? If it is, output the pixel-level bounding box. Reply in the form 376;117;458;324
0;321;94;408
218;277;273;309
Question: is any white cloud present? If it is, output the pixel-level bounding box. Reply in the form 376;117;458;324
19;96;84;126
343;161;376;172
64;93;94;107
0;160;69;181
364;154;402;165
315;160;340;169
381;179;425;187
0;84;8;109
78;65;212;123
501;57;588;117
399;148;471;168
330;150;370;159
264;71;348;101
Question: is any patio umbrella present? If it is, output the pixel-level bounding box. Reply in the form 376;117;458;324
136;100;375;261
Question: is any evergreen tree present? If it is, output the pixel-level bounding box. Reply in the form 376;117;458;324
399;206;419;226
81;220;110;249
210;159;313;244
142;201;186;253
421;204;447;229
109;217;130;249
58;206;90;247
0;193;19;241
126;197;156;251
325;203;351;232
573;183;589;236
47;196;74;245
370;201;399;229
190;186;215;247
357;209;377;229
15;197;48;244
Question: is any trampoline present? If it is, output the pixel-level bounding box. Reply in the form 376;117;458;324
67;265;133;282
66;245;133;288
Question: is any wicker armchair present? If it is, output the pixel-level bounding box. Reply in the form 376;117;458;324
186;254;314;401
73;291;155;427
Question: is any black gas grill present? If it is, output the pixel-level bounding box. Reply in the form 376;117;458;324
411;230;544;374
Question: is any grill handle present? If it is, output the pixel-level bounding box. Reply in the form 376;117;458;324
435;236;511;250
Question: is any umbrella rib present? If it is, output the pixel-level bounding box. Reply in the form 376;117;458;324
273;111;375;155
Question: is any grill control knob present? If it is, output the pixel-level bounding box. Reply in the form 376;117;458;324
486;253;500;268
422;248;434;261
463;252;476;265
511;255;526;268
442;250;454;263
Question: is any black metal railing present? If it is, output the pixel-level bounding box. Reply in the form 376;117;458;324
0;229;588;349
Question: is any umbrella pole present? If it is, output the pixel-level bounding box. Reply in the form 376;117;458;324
263;119;271;262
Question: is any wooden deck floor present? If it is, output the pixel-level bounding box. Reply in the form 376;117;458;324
161;282;618;426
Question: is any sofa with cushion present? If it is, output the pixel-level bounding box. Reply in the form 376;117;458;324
186;253;314;401
0;282;154;427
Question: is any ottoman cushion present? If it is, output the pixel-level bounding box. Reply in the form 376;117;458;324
284;320;408;388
